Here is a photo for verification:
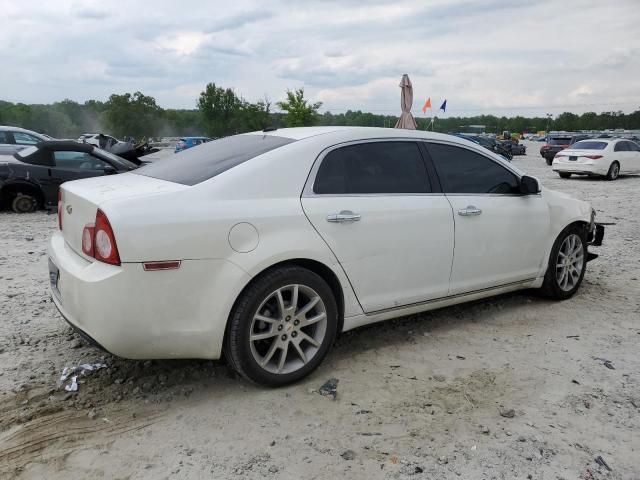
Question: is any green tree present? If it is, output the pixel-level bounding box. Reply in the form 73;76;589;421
104;92;162;139
197;82;242;137
277;88;322;127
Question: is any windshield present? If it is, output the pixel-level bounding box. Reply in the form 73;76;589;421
93;148;138;170
570;141;608;150
14;146;39;158
135;134;296;185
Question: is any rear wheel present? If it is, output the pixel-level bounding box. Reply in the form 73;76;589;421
546;157;553;166
558;172;571;179
540;225;587;300
224;266;338;386
605;161;619;180
11;193;38;213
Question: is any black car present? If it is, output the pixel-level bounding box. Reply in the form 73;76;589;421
0;141;138;213
455;134;513;161
500;140;526;156
540;134;590;165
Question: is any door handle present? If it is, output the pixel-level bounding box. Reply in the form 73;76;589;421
458;205;482;216
326;210;361;223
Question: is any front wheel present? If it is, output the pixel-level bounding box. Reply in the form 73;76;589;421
224;266;338;387
540;225;587;300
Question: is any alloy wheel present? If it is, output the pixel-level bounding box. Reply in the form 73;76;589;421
555;234;584;292
249;284;327;375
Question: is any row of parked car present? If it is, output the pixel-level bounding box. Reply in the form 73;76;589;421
540;132;640;180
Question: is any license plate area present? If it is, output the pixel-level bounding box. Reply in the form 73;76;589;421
569;156;577;161
48;258;61;301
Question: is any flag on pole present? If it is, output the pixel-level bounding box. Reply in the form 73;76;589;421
421;97;432;114
439;100;447;112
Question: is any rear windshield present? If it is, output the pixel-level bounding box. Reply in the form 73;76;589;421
134;134;295;185
548;137;571;145
570;141;607;150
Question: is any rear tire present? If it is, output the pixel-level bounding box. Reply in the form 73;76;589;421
546;157;553;166
540;224;587;300
224;266;338;387
558;172;571;179
11;193;38;213
605;161;619;180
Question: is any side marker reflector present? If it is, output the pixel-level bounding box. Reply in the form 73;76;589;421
143;260;181;271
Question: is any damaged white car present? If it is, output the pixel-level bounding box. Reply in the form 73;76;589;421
48;127;605;386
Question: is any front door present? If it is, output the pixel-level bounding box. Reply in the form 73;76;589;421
425;142;550;295
302;140;454;313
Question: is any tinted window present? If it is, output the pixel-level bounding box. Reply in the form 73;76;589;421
571;141;607;150
614;141;629;152
0;131;10;144
13;132;41;145
54;151;108;170
135;134;295;186
628;141;640;152
314;142;430;194
548;137;571;146
427;143;519;194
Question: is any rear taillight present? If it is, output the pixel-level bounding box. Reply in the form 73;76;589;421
585;155;603;160
58;189;63;230
83;210;120;265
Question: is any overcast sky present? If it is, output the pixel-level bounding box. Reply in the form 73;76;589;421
2;0;639;116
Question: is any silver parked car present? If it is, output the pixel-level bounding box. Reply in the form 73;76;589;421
0;126;51;155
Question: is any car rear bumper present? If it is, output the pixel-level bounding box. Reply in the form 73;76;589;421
551;159;609;176
48;231;251;360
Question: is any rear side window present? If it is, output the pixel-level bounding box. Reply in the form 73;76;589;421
427;143;519;194
13;132;41;145
0;131;9;144
314;141;430;194
135;134;295;185
571;141;607;150
614;141;629;152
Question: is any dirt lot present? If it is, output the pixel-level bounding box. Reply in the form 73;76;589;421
1;141;638;479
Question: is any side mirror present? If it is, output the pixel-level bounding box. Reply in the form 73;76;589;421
520;175;540;195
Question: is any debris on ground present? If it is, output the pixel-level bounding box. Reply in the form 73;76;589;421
58;362;107;392
318;378;339;400
595;455;612;471
499;407;516;418
593;357;616;370
340;450;356;460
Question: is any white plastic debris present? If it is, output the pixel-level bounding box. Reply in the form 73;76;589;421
58;362;107;392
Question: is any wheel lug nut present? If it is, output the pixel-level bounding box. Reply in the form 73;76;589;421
293;319;300;326
278;325;283;331
281;334;287;341
291;331;297;338
285;316;291;321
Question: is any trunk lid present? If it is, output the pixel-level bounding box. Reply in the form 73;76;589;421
59;173;187;259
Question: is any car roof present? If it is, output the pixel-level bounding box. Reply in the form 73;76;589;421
0;125;47;136
36;140;95;152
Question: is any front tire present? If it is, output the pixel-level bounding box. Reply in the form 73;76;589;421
224;266;338;387
605;161;619;180
11;193;38;213
540;225;587;300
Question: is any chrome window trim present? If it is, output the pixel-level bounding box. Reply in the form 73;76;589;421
302;137;432;198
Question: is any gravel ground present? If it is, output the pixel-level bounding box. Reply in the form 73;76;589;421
0;141;638;479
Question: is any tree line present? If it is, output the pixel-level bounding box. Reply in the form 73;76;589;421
1;83;639;141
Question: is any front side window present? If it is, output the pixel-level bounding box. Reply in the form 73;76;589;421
627;141;640;152
54;151;108;170
13;132;41;145
314;141;430;194
426;143;519;194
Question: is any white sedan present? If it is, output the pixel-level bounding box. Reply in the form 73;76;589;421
49;127;604;386
552;138;640;180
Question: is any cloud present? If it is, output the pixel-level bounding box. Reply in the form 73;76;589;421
0;0;638;116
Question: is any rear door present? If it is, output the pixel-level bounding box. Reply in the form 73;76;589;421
301;140;454;313
613;141;632;173
623;141;640;173
425;142;550;295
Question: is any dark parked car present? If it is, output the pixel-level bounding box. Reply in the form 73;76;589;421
540;134;590;165
455;134;513;161
0;141;138;213
500;140;526;156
